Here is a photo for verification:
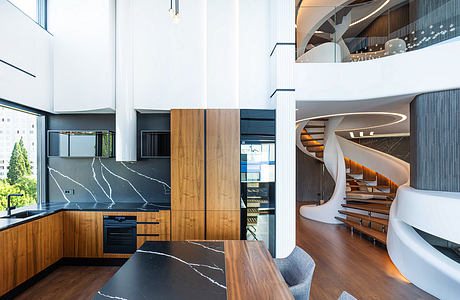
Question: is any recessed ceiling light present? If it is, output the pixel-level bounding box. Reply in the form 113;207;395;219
360;132;364;137
349;132;355;138
370;131;374;136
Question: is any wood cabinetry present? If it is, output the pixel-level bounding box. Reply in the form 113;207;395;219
63;211;102;258
1;212;63;296
62;210;171;258
206;109;240;240
0;224;28;295
27;212;63;277
171;211;205;241
206;211;240;240
171;109;206;241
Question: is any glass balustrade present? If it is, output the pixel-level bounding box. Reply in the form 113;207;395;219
296;0;460;63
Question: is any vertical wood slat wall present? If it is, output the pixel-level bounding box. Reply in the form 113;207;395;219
171;109;240;241
206;109;240;240
171;109;206;240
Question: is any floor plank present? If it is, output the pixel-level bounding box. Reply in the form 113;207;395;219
14;266;119;300
296;202;437;300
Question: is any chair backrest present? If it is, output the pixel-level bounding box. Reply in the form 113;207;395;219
287;246;316;286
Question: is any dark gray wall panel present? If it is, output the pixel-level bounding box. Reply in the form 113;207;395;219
296;148;335;203
410;89;460;192
352;137;410;163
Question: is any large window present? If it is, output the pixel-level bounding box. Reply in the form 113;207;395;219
0;105;40;211
8;0;46;28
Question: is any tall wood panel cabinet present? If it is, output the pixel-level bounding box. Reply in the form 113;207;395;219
206;109;240;240
171;109;206;240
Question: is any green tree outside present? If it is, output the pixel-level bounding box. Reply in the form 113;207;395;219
1;137;37;211
6;137;32;185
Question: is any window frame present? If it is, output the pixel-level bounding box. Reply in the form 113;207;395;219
0;98;48;207
7;0;47;29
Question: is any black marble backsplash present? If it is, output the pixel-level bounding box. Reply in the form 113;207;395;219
48;157;170;205
352;136;410;163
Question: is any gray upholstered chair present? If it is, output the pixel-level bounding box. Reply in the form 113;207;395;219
338;291;357;300
274;246;316;300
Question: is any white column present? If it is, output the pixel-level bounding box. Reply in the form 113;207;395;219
116;0;136;161
269;0;296;258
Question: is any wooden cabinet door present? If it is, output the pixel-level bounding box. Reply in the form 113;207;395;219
171;211;205;241
206;211;240;240
206;109;240;211
171;109;205;211
0;225;28;295
64;211;102;258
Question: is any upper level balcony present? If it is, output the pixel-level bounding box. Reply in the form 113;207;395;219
296;0;460;63
294;0;460;106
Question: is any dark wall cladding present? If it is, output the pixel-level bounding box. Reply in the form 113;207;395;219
414;0;460;49
351;137;410;163
47;114;171;204
296;148;335;203
410;89;460;192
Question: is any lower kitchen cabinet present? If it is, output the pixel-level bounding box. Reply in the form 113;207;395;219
0;224;28;295
0;212;63;296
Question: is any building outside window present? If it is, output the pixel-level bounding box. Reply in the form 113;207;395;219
0;105;39;211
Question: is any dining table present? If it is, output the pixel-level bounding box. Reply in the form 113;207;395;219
92;240;294;300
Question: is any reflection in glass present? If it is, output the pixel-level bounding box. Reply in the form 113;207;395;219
241;142;275;256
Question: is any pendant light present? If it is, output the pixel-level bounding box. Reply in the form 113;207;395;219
168;0;181;23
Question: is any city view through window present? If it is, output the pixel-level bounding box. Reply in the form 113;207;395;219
0;106;38;211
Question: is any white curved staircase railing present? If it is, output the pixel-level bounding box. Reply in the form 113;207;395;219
299;116;346;224
337;136;460;299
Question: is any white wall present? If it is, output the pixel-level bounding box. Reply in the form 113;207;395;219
130;0;270;110
132;0;206;110
0;0;53;112
48;0;116;113
239;0;271;109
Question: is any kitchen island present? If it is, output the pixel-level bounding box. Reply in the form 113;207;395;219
93;241;293;300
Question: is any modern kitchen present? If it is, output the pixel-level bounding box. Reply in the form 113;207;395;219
0;106;287;299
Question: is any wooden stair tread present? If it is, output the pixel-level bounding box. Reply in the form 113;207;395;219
307;148;324;153
306;144;324;147
344;198;392;205
335;217;387;244
304;125;326;128
347;172;363;175
301;138;324;141
341;203;390;214
347;191;396;197
347;184;390;189
302;132;324;135
338;210;389;226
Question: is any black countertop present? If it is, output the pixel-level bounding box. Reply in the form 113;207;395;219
0;202;170;232
92;241;227;300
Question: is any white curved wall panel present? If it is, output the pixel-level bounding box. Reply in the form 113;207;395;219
337;136;409;186
388;186;460;299
295;40;460;101
299;117;346;224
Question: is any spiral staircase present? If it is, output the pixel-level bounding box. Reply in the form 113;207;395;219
300;119;399;246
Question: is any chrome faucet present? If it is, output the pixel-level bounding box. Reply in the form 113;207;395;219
7;194;23;217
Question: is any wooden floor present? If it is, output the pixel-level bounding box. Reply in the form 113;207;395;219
14;266;119;300
11;204;436;300
296;202;436;300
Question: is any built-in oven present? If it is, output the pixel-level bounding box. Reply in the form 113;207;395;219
103;216;137;254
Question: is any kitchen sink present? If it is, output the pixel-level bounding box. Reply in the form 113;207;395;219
2;210;47;219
